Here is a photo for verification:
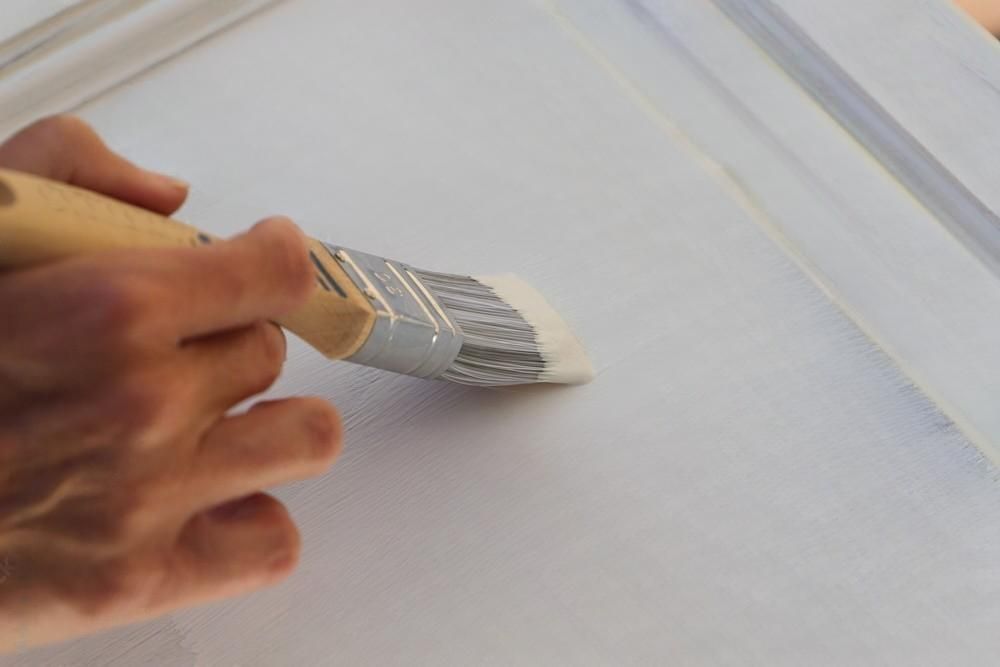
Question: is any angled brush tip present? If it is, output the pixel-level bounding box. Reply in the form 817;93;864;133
475;274;594;385
414;268;593;386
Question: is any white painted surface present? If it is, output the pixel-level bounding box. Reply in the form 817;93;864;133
552;0;1000;461
1;1;82;45
5;0;1000;664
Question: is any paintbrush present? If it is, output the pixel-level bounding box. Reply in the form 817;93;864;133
0;168;593;386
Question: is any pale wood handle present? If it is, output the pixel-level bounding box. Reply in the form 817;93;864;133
0;168;375;359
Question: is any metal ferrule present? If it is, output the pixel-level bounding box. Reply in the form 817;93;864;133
323;244;464;379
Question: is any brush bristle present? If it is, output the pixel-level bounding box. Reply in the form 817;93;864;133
413;270;594;387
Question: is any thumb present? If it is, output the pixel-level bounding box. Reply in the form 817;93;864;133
0;115;189;215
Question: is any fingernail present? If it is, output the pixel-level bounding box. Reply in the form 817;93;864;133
267;551;297;576
159;174;189;191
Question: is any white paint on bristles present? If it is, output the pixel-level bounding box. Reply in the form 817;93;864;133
477;274;594;385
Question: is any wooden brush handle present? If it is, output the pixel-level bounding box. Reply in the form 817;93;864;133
0;168;375;359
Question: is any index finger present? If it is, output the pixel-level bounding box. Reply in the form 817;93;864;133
157;217;316;340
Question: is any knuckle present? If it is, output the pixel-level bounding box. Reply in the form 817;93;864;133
76;554;155;617
116;377;158;416
99;493;148;544
257;217;313;296
72;560;126;616
240;324;285;395
255;323;287;375
78;273;153;340
110;373;176;438
26;114;98;148
114;481;158;527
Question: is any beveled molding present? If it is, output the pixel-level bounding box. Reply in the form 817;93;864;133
0;0;281;137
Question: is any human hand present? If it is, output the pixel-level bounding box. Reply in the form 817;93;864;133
956;0;1000;34
0;117;341;652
